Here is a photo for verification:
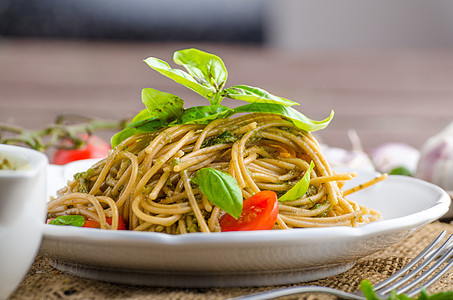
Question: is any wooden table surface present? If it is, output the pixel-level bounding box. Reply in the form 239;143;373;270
2;38;453;152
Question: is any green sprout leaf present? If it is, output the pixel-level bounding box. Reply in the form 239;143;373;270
191;167;243;219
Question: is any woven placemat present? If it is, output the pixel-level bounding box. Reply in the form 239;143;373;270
9;222;453;300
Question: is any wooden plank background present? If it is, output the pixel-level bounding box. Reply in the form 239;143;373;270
1;39;453;152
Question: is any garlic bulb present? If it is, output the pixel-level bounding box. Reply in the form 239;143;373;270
370;143;420;175
416;122;453;190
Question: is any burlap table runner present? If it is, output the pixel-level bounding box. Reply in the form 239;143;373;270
9;221;453;300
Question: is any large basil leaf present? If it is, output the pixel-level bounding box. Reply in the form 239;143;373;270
144;57;216;99
191;167;243;219
180;105;233;125
223;85;299;107
173;48;227;92
279;161;315;202
141;88;184;122
232;103;334;132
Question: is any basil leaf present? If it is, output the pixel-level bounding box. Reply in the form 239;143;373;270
359;280;382;300
420;290;453;300
223;85;299;107
181;105;233;125
233;103;334;132
279;161;315;202
49;215;86;227
359;279;453;300
144;56;216;100
131;108;154;123
111;89;184;147
141;88;184;122
389;166;412;176
111;117;166;147
191;167;243;219
173;48;227;92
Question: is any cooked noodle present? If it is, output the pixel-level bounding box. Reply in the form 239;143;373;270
47;113;386;233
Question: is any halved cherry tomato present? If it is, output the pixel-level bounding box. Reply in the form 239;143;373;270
82;216;127;230
220;190;279;231
52;134;110;165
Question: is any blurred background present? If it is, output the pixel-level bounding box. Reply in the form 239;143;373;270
1;0;453;158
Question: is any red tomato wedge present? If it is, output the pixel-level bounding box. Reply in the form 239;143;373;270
83;216;127;230
52;134;110;165
220;190;279;231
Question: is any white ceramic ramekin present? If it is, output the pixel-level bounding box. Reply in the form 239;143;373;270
0;145;48;300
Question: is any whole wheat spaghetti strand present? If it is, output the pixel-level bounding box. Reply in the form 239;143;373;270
180;169;210;233
343;173;388;196
131;195;182;227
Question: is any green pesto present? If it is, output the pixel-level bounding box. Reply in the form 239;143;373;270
73;168;96;193
141;185;152;195
306;185;318;197
74;168;95;181
201;131;238;148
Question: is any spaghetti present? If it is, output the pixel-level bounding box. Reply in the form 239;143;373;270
47;113;386;233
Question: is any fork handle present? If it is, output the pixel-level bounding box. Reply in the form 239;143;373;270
230;286;364;300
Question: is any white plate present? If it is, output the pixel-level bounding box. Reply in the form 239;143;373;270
40;160;451;287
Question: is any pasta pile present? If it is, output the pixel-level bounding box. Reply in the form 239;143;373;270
47;113;386;233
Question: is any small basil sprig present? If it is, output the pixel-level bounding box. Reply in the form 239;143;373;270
111;48;334;146
49;215;86;227
279;161;315;202
112;99;333;147
191;167;243;219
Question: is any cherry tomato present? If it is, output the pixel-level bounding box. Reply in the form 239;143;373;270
52;134;110;165
220;190;279;231
82;219;101;228
82;216;127;230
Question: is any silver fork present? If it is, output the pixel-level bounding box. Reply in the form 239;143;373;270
232;231;453;300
